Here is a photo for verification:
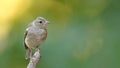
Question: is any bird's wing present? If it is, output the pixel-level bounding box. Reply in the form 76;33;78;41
24;22;33;48
24;30;28;49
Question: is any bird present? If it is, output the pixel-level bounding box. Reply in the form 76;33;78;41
24;17;49;59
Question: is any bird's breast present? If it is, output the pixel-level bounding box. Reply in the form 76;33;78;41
26;28;47;49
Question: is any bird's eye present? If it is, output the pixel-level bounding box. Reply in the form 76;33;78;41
39;21;42;23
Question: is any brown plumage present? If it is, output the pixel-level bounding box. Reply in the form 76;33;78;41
24;17;49;59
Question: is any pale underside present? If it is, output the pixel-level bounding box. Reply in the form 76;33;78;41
25;26;47;49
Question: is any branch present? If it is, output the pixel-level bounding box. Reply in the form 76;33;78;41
27;49;41;68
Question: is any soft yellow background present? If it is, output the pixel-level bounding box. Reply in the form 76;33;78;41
0;0;120;68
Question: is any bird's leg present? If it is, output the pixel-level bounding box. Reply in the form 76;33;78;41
29;50;33;59
26;49;33;59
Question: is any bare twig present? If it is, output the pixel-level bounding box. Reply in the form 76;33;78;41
27;49;41;68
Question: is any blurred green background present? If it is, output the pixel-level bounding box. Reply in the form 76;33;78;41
0;0;120;68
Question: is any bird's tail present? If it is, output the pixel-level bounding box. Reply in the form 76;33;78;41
26;49;32;59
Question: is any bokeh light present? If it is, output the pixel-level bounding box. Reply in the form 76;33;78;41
0;0;120;68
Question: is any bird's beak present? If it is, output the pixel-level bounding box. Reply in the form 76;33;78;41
46;21;50;24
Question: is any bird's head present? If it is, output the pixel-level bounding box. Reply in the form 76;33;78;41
34;17;49;28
